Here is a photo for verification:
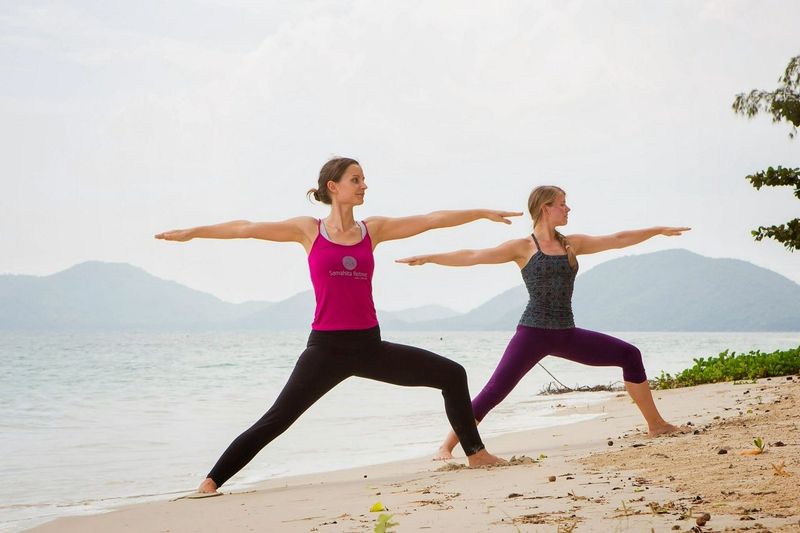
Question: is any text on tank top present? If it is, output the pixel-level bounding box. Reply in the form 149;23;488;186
307;219;379;331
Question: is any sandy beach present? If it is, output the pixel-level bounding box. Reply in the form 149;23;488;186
29;376;799;532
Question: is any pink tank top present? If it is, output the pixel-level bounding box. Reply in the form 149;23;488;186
308;219;379;331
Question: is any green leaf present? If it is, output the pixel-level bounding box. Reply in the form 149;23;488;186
374;513;399;533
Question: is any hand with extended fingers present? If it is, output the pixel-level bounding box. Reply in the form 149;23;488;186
660;227;691;236
395;255;432;266
485;210;523;224
154;229;194;242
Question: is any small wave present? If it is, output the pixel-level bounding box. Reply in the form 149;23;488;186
0;503;54;511
195;363;237;369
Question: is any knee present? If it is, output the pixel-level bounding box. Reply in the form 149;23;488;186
625;345;643;364
441;361;468;390
621;345;647;383
451;362;468;384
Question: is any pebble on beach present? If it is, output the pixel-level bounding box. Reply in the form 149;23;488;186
696;512;711;526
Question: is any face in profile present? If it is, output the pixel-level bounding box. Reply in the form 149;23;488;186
330;164;367;205
544;193;570;227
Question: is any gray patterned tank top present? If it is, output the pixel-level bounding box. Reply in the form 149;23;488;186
518;234;578;329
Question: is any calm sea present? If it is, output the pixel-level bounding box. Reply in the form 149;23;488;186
1;330;797;532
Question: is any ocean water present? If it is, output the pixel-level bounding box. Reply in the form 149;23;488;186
1;330;798;532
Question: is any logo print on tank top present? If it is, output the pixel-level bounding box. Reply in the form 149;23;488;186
342;256;357;270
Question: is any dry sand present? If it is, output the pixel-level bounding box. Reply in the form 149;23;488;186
29;377;799;532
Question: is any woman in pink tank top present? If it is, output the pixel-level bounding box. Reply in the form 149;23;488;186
156;157;521;496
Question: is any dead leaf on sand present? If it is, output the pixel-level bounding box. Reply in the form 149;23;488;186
772;462;792;476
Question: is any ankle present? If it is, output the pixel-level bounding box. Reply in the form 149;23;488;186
467;448;487;459
199;478;218;492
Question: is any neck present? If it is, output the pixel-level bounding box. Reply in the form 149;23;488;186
533;222;557;241
325;203;357;231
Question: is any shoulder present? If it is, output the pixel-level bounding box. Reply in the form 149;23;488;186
503;237;536;266
564;233;588;240
363;216;387;227
292;216;319;227
362;216;392;238
286;215;318;230
563;233;591;253
503;237;534;254
287;216;319;242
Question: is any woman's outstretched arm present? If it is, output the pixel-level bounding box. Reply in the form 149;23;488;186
397;239;529;267
568;226;691;256
366;209;522;246
154;217;316;245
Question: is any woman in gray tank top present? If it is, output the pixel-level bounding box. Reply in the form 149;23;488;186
399;185;690;460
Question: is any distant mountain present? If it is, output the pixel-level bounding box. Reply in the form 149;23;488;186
1;250;798;331
234;290;314;330
407;287;526;331
410;249;800;331
572;249;800;331
0;261;273;330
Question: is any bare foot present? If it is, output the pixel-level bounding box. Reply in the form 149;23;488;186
648;423;685;437
197;477;219;493
466;449;507;467
433;446;454;461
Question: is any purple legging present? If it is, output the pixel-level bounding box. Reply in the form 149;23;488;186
471;325;647;421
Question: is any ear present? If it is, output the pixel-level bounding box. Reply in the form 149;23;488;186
326;180;337;195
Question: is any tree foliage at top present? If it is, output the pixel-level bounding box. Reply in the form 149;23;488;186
733;55;800;137
732;55;800;252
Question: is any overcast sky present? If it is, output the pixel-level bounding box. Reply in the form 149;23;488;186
2;1;798;312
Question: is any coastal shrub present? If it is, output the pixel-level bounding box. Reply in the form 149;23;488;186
652;345;800;389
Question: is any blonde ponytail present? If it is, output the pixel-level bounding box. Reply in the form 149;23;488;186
554;230;578;271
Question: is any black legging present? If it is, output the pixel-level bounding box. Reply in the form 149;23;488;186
207;326;485;487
